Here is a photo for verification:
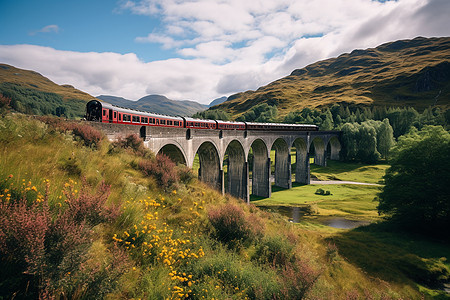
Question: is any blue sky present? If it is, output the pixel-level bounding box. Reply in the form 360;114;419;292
0;0;173;61
1;0;449;104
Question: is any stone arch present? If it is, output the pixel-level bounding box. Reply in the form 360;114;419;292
271;138;291;189
157;143;187;165
327;136;341;160
249;139;270;198
224;140;247;200
310;137;326;166
140;126;146;139
292;137;309;184
195;141;221;191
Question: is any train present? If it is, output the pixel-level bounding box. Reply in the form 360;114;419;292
85;100;318;131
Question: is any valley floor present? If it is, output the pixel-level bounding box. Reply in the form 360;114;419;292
252;160;450;299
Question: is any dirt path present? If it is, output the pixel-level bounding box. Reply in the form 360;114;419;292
310;180;382;186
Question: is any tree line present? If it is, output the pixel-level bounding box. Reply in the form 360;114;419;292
285;104;449;163
0;83;86;119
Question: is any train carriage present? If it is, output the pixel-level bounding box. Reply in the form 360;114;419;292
245;122;318;131
216;120;246;130
86;100;184;128
86;100;318;132
182;117;217;129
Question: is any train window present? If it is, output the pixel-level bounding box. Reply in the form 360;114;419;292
114;112;117;119
161;120;166;125
103;110;106;116
175;121;179;126
132;116;139;123
119;114;122;121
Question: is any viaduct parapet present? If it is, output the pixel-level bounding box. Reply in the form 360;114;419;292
89;122;342;203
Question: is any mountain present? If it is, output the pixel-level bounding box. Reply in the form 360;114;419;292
208;96;228;108
97;94;207;116
0;64;96;118
0;63;207;118
212;36;450;119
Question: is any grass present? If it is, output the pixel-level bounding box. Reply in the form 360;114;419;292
252;183;381;220
310;160;389;184
252;150;450;299
2;113;449;299
329;224;450;299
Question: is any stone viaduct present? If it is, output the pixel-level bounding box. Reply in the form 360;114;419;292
90;122;341;203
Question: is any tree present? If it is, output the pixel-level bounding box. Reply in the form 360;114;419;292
321;115;333;130
377;126;450;233
341;121;380;163
377;118;395;159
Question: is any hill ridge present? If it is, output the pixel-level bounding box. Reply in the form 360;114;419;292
214;36;450;119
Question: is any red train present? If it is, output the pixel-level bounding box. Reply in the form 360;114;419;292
85;100;318;131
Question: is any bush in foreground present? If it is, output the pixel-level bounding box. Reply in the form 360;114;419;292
0;176;123;298
208;203;264;248
138;154;179;191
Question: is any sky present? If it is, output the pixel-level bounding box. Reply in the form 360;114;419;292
0;0;449;104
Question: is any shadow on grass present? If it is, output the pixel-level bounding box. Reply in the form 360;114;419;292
249;182;307;202
310;160;386;175
327;221;450;295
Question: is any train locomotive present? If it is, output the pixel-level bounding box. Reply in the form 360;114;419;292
85;100;318;132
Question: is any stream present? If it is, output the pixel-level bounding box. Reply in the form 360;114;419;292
258;205;370;229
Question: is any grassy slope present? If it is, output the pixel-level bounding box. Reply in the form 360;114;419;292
310;160;389;184
0;64;95;102
252;158;449;299
1;113;448;299
214;36;450;119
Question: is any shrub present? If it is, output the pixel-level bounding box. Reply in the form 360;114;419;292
183;247;281;299
278;259;321;299
37;116;103;148
315;188;325;195
0;94;11;113
63;179;121;226
176;164;195;184
253;235;295;267
326;242;340;263
138;154;179;191
208;204;264;248
70;123;103;148
0;177;122;298
315;188;332;195
111;134;149;157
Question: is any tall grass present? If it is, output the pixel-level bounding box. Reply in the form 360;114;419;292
1;113;447;299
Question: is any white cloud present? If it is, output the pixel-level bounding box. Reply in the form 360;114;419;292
1;0;449;105
29;24;60;36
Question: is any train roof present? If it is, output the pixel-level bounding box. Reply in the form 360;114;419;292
94;100;184;120
245;122;318;127
183;117;216;123
216;120;246;125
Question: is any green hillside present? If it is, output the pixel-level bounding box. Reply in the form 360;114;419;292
2;112;449;299
214;37;450;119
0;64;97;118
